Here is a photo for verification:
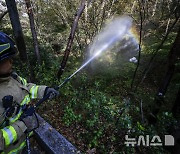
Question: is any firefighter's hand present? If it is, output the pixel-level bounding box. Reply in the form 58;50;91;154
45;87;59;99
21;114;38;133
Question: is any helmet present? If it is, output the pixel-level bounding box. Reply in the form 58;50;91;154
0;32;18;62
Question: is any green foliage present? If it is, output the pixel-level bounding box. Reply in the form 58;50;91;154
15;46;177;153
1;0;178;153
47;68;174;153
63;106;82;126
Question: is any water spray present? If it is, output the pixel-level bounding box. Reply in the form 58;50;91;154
58;35;125;88
34;16;133;108
58;16;133;88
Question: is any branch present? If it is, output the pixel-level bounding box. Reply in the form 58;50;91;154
130;0;144;90
0;10;8;21
134;16;179;90
148;26;180;124
25;0;41;64
57;0;86;79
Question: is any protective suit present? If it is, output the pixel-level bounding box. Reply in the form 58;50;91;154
0;73;46;153
0;31;59;153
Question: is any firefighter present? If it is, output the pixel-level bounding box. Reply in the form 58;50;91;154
0;31;59;153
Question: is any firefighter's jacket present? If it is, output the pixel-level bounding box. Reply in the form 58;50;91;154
0;73;47;153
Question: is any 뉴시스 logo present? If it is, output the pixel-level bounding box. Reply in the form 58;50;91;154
124;135;174;147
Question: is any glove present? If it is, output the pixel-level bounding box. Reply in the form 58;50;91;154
44;87;59;99
21;105;35;118
21;113;38;133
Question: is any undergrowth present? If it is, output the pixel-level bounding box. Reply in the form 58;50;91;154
13;44;178;154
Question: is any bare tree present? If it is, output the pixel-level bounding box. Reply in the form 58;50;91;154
148;26;180;124
131;0;144;90
135;16;179;91
5;0;28;62
57;0;86;79
25;0;41;64
151;0;158;17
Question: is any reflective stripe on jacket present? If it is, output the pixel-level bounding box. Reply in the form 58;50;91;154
0;73;46;153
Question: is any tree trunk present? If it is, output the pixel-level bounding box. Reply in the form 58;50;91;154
131;0;136;14
152;0;158;17
57;0;86;79
131;0;143;90
25;0;41;64
5;0;28;62
148;26;180;124
136;16;179;90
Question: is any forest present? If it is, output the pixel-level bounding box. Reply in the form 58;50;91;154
0;0;180;153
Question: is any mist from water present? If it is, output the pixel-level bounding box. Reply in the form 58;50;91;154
83;16;140;78
59;16;138;87
68;16;134;80
86;16;139;74
88;16;133;58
